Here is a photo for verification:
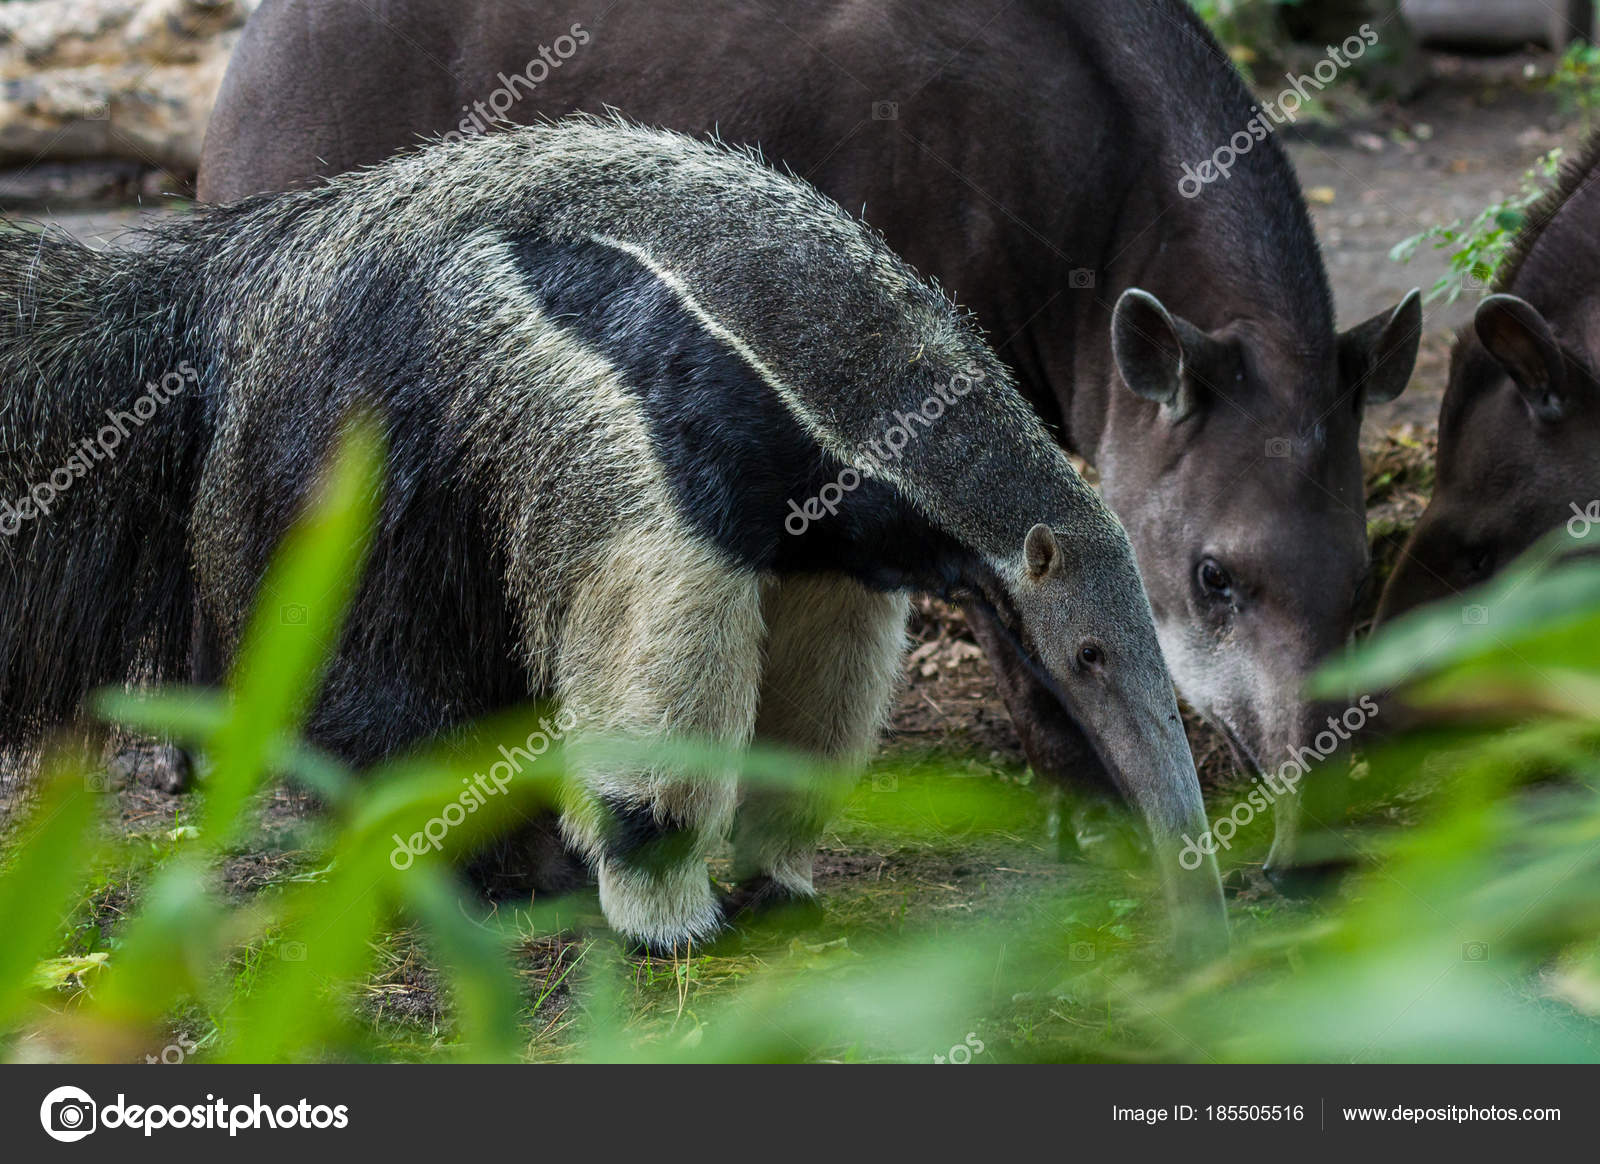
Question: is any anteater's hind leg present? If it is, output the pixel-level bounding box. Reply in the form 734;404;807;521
554;531;766;953
731;574;907;915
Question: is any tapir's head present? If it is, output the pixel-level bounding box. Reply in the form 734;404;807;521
996;513;1227;959
1378;294;1600;622
1099;287;1422;878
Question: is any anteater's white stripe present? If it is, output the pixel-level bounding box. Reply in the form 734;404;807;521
587;231;858;466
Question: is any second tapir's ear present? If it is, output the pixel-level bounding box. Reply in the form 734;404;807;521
1024;523;1062;580
1476;294;1567;422
1112;289;1224;423
1339;289;1422;407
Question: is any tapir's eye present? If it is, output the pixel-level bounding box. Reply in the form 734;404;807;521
1078;643;1104;668
1464;547;1495;580
1196;558;1233;601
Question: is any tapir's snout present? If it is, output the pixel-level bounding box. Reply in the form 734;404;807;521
1258;691;1372;895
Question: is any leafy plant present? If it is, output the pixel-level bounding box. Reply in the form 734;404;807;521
1188;2;1303;48
3;416;1600;1063
1390;149;1564;304
0;420;564;1062
1550;39;1600;120
1189;0;1304;77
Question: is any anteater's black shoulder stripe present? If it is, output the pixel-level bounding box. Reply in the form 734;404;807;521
510;233;965;588
512;233;815;568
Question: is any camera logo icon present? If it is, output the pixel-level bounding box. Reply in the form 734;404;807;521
1069;941;1096;962
281;603;308;625
1462;941;1490;962
1462;604;1489;626
1265;437;1292;458
871;100;898;121
40;1085;97;1142
1068;268;1096;289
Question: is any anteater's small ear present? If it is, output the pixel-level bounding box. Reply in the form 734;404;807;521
1341;289;1422;407
1112;289;1221;423
1476;293;1567;423
1024;523;1061;580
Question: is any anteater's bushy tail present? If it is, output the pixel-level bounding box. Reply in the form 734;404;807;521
0;224;210;747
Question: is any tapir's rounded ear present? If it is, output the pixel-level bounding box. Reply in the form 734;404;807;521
1112;289;1220;423
1475;293;1567;423
1340;289;1422;407
1024;523;1061;580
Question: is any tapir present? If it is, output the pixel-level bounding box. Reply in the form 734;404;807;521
1380;135;1600;622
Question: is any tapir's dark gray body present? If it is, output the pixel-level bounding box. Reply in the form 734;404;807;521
1379;136;1600;623
201;0;1420;873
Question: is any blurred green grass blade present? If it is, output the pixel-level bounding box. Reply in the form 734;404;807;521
275;742;359;808
839;764;1042;842
202;417;384;848
341;711;570;860
400;869;523;1062
1315;540;1600;698
0;760;99;1031
92;859;220;1024
94;687;226;740
219;713;565;1061
95;690;355;805
219;850;386;1063
567;732;827;794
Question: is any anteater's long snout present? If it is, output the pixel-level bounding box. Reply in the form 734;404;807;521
1096;691;1229;963
1142;733;1230;963
965;603;1229;960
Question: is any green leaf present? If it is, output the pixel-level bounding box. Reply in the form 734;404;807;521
32;953;110;992
201;417;385;850
0;761;99;1030
1313;534;1600;699
401;869;524;1062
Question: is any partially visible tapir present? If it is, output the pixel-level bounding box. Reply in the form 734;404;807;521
1378;136;1600;623
200;0;1421;879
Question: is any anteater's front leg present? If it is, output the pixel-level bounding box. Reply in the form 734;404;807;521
554;532;766;953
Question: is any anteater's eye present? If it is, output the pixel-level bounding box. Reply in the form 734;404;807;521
1197;558;1233;600
1078;644;1103;667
